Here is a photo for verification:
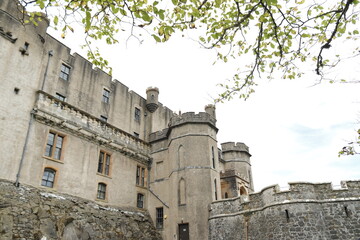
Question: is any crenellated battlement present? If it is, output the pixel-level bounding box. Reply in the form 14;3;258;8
210;180;360;217
149;111;217;143
221;142;250;154
169;112;217;129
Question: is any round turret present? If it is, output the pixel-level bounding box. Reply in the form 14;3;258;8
146;87;159;113
205;104;216;119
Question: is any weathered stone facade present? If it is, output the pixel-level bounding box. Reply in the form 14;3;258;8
0;1;253;239
0;179;161;240
2;1;359;240
209;181;360;240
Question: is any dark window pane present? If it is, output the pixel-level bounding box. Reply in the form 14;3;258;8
105;155;110;175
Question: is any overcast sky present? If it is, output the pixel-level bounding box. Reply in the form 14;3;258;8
48;23;360;192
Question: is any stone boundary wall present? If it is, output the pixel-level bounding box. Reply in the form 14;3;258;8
0;179;161;240
209;180;360;240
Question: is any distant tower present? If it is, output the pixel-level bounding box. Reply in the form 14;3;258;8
146;87;159;113
220;142;253;198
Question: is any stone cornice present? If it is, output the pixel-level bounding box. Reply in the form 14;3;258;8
34;91;151;165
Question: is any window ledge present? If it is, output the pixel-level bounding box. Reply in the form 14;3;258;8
96;173;112;179
136;185;147;189
43;156;64;164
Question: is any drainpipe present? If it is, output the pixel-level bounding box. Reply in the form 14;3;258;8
15;50;53;187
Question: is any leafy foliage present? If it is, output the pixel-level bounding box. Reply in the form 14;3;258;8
20;0;359;100
339;128;360;156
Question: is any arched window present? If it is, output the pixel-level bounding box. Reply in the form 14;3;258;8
41;168;56;188
224;192;228;199
179;178;186;205
178;145;185;168
240;186;247;196
97;183;107;200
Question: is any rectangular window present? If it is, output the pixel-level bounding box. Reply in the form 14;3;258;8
100;115;108;122
97;183;107;200
98;151;111;176
102;88;110;103
134;107;141;122
136;166;146;187
55;93;66;108
137;193;144;208
59;64;70;81
55;93;66;102
44;131;64;160
156;207;164;229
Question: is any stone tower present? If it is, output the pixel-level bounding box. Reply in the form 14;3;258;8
219;142;253;198
148;106;220;240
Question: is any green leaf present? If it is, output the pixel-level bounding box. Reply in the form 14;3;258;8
53;15;58;25
152;34;161;42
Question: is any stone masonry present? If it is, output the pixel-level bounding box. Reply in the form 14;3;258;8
0;179;161;240
209;181;360;240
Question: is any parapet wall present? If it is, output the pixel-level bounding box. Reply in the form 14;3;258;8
209;180;360;240
149;112;217;143
0;179;161;240
169;112;216;129
221;142;250;154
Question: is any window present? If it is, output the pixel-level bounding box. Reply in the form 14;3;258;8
133;132;139;138
211;146;215;168
179;178;186;205
137;193;144;208
55;93;66;102
156;207;164;229
44;131;64;160
60;64;70;81
136;166;146;187
41;168;56;188
102;88;110;103
134;107;141;122
100;115;108;122
214;179;218;200
55;93;66;108
97;151;111;176
97;183;107;200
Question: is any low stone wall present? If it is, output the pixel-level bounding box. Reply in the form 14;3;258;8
209;181;360;240
0;179;161;240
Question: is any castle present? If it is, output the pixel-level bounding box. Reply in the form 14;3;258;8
0;0;359;239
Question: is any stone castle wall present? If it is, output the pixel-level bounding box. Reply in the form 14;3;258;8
209;181;360;240
0;179;161;240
